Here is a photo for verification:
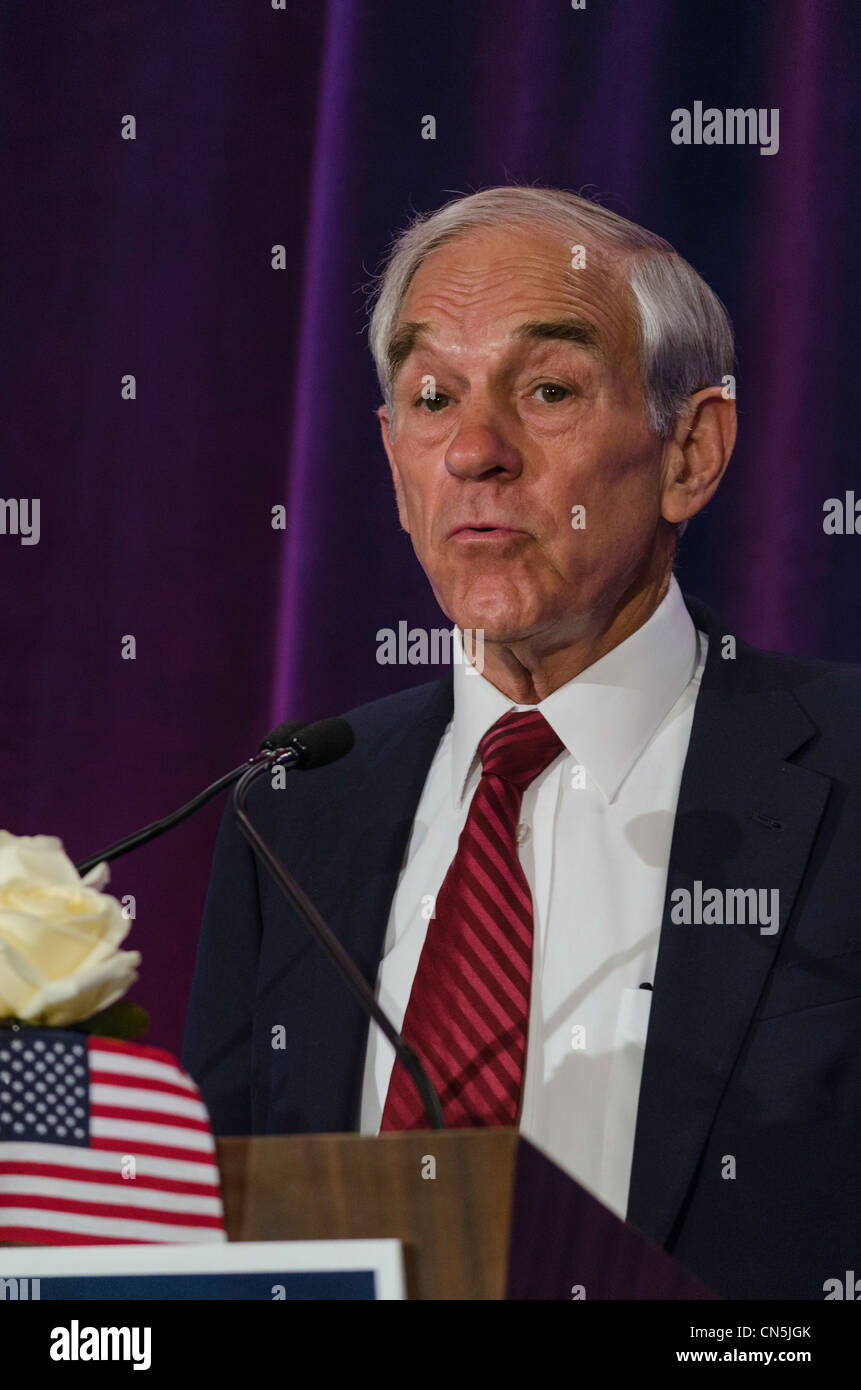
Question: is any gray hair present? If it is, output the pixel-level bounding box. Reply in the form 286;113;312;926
367;185;735;439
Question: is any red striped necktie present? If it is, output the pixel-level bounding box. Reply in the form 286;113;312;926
380;709;565;1130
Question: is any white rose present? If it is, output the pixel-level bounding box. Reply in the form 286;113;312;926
0;831;140;1027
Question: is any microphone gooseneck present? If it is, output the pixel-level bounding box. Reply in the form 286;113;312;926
75;718;309;875
232;725;446;1132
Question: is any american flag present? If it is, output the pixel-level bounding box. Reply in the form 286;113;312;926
0;1028;226;1245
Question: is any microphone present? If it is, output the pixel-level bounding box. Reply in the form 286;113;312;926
75;718;310;875
264;716;355;770
258;720;308;753
232;732;447;1131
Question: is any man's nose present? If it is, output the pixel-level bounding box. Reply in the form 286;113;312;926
444;404;523;481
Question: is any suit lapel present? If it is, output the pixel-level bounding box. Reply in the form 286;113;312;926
298;676;453;1129
626;600;832;1245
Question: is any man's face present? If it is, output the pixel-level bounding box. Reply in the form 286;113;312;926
378;224;675;648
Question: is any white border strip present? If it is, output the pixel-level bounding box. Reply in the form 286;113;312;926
0;1239;406;1299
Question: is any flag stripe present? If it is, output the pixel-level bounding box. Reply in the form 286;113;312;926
90;1083;210;1121
0;1141;218;1183
89;1069;201;1101
3;1174;224;1216
91;1135;219;1164
1;1192;222;1228
0;1205;226;1243
89;1115;216;1151
91;1102;212;1133
88;1047;198;1090
0;1157;220;1195
0;1225;155;1247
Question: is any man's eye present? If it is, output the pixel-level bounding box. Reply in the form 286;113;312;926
532;383;569;404
415;392;450;412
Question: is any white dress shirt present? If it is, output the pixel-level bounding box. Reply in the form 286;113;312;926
359;576;707;1219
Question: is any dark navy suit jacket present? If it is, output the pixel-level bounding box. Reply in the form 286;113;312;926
183;595;861;1299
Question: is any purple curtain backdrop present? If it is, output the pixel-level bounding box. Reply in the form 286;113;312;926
2;0;859;1057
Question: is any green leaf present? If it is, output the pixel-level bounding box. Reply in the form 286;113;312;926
77;1002;151;1042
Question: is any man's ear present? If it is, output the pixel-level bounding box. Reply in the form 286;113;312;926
660;386;737;526
378;405;410;533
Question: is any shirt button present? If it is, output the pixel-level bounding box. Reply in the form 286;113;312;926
516;823;531;844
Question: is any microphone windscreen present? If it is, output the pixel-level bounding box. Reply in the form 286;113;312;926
257;719;307;753
293;717;355;769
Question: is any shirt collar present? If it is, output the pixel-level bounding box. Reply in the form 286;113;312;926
450;575;699;806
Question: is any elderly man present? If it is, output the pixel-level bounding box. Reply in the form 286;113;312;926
183;187;861;1300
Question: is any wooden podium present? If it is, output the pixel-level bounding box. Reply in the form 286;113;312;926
216;1129;716;1301
217;1129;515;1299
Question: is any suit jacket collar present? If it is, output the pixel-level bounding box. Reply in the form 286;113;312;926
626;592;832;1245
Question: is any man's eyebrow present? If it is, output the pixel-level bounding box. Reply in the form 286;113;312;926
386;321;432;378
386;315;604;380
511;317;604;356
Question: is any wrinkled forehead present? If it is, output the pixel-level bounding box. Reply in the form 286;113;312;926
392;223;640;378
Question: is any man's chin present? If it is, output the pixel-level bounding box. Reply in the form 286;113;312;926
451;608;542;646
434;575;553;645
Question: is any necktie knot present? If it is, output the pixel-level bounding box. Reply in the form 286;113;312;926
478;709;565;789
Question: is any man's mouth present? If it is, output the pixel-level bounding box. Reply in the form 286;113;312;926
448;524;527;540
